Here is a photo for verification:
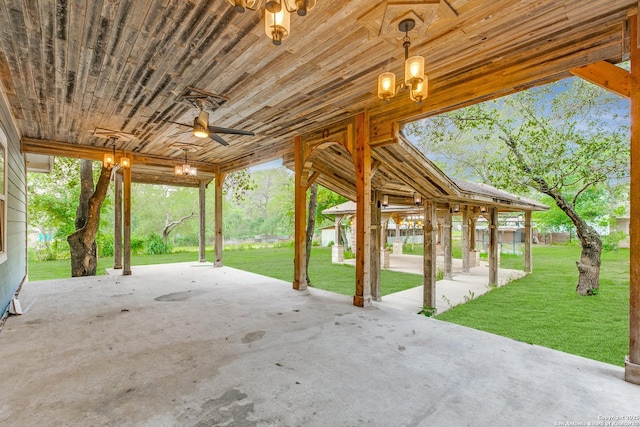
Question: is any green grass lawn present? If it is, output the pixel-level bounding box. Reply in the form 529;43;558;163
27;244;630;366
437;245;630;366
27;246;422;297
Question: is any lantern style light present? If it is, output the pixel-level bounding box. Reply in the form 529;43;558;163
377;73;396;101
103;152;115;168
264;6;290;45
405;56;425;90
413;192;422;206
381;194;389;208
120;154;131;169
410;76;428;103
175;149;197;177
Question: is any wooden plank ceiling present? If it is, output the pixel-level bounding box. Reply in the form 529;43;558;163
0;0;635;188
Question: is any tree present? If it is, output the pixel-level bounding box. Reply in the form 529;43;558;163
305;182;318;285
67;160;113;276
407;78;629;295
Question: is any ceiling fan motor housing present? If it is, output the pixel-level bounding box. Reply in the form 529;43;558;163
193;111;209;138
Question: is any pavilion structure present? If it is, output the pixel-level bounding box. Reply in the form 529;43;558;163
0;1;638;384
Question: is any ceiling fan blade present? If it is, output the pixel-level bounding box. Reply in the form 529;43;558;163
208;125;254;136
168;130;192;137
209;133;229;146
163;120;192;128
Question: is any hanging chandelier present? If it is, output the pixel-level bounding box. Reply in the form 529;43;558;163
227;0;316;45
174;148;197;177
377;18;428;103
102;137;131;169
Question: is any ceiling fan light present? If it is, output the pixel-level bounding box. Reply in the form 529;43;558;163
405;56;425;89
265;7;290;45
377;72;396;101
193;112;209;138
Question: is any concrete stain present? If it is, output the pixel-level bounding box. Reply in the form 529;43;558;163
241;331;265;344
154;290;206;302
194;389;256;427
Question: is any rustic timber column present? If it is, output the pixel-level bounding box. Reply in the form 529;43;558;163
214;171;225;268
488;207;498;286
461;206;470;274
371;191;381;302
353;112;372;307
423;200;437;311
293;135;308;290
443;208;453;280
627;14;640;385
524;211;532;273
123;165;132;276
469;214;477;251
113;172;123;269
198;180;207;263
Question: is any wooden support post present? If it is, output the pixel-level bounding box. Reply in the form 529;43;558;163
123;165;132;276
371;191;381;302
469;215;477;251
113;172;123;269
423;200;437;311
353;112;372;307
293;135;308;290
214;171;225;268
198;180;207;263
488;207;498;286
462;206;470;274
524;211;532;273
443;208;453;280
627;14;640;385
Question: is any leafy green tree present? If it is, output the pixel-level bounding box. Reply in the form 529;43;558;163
408;78;629;295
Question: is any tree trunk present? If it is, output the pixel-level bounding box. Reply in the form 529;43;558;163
68;161;112;277
162;212;196;245
305;183;318;285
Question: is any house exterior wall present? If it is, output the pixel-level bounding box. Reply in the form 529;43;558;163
0;88;27;314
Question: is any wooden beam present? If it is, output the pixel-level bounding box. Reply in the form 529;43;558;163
214;171;225;268
524;211;533;273
423;200;437;312
627;13;640;386
443;207;453;280
123;165;132;276
488;207;499;286
306;170;320;189
353;112;372;307
198;180;207;263
293;135;308;290
113;172;123;270
371;190;381;302
461;206;470;274
21;137;219;174
570;61;630;98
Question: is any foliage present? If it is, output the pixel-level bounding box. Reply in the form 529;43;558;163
601;231;627;252
438;245;629;366
418;305;436;317
145;233;172;255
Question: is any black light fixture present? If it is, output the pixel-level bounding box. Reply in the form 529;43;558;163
413;192;422;207
381;194;389;208
480;206;487;214
102;137;131;169
174;148;197;177
452;203;460;213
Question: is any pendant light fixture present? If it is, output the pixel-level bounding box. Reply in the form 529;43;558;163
175;148;197;177
103;137;131;169
227;0;316;45
377;18;428;103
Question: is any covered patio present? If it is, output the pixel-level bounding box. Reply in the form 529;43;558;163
0;263;638;425
0;0;639;409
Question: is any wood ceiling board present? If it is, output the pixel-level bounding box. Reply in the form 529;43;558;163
1;0;636;177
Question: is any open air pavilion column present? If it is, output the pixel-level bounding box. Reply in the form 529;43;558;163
524;211;532;273
293;135;308;291
353;112;372;307
423;199;437;311
628;13;640;385
488;206;498;286
443;207;453;280
198;180;207;263
123;163;132;276
371;190;381;301
113;172;123;270
462;206;470;274
214;168;225;268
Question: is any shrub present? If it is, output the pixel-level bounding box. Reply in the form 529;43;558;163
97;234;114;257
145;233;172;255
602;231;627;252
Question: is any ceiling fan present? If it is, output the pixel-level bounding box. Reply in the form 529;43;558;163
167;109;254;146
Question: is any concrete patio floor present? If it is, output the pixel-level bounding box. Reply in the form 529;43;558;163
1;263;638;426
344;254;526;314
